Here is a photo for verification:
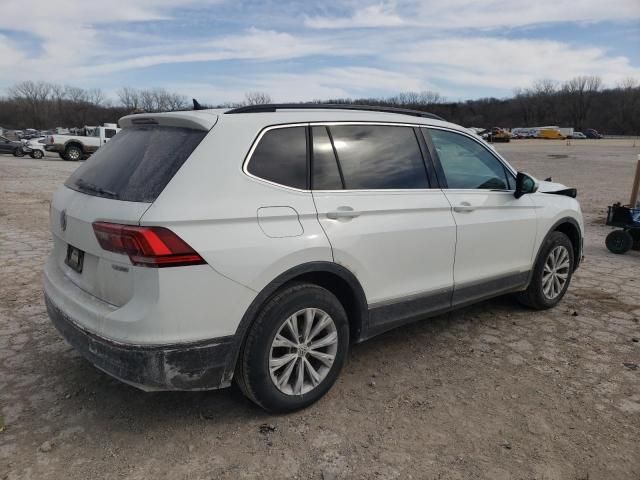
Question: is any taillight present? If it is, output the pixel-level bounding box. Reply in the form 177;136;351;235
92;222;205;268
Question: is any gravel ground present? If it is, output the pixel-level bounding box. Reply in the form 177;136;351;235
1;139;639;480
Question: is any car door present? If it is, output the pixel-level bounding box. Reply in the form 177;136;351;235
0;136;13;153
423;127;537;307
311;124;457;334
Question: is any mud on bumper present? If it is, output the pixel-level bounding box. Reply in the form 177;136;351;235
45;294;234;391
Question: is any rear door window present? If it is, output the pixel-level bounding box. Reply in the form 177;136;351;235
247;126;307;189
327;125;429;189
311;126;343;190
65;126;206;203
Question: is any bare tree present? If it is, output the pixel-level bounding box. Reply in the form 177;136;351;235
532;79;557;125
87;88;105;106
117;87;141;111
244;91;272;105
9;81;54;128
388;91;443;107
562;75;602;130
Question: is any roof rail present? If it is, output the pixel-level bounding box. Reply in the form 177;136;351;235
224;103;445;121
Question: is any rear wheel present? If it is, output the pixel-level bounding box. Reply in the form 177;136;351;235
13;147;24;157
606;230;633;254
236;283;349;412
518;231;574;310
30;149;44;159
64;145;82;161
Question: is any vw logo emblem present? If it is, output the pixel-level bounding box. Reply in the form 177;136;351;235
60;210;67;232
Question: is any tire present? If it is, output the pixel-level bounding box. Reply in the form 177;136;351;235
629;230;640;251
30;149;43;159
13;147;24;157
64;145;82;161
235;283;349;412
518;231;574;310
58;152;66;160
606;230;633;254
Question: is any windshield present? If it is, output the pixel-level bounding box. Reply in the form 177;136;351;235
65;125;207;202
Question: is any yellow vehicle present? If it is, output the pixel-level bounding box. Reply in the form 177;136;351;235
537;128;565;140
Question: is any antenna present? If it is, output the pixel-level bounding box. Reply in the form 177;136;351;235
193;98;205;110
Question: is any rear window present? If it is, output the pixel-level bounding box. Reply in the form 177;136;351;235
65;126;206;203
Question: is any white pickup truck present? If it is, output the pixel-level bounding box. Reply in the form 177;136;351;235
45;124;120;161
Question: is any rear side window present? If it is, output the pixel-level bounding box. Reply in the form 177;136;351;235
65;126;206;203
327;125;428;189
247;127;307;189
312;126;343;190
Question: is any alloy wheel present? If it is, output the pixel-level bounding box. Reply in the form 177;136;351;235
542;245;571;299
269;308;338;395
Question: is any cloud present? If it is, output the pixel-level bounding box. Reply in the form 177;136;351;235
0;0;638;101
170;67;433;104
305;2;404;29
306;0;640;30
71;28;367;76
394;37;640;90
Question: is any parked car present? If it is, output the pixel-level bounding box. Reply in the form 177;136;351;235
45;124;120;161
0;135;25;156
569;132;587;139
44;105;584;412
487;127;511;142
22;136;47;159
584;128;603;139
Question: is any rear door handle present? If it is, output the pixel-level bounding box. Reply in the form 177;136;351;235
327;206;361;220
453;202;475;213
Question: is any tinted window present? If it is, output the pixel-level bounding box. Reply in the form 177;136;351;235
429;129;513;190
328;125;428;189
312;126;343;190
248;127;307;189
65;126;206;202
105;129;117;138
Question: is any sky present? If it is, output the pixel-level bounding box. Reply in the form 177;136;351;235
1;0;639;104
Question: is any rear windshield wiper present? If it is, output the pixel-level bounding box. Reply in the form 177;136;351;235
75;179;119;199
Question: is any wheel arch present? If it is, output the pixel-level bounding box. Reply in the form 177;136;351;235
64;140;84;152
222;262;369;385
536;217;583;272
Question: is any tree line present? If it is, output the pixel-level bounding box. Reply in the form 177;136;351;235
1;76;638;135
317;76;640;135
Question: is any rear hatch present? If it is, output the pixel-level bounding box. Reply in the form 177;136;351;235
50;112;215;307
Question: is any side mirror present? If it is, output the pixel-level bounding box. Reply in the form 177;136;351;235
514;172;538;199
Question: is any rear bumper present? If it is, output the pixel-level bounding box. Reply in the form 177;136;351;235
45;293;234;391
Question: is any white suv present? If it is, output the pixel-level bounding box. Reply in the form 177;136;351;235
44;104;584;412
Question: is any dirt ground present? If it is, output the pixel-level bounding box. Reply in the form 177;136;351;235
1;139;639;480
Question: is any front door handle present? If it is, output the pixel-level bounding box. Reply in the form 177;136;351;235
453;202;475;213
327;206;361;220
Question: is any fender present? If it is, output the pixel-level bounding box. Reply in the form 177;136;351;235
220;261;369;385
528;216;583;288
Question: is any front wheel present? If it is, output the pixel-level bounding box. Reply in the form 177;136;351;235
236;283;349;412
13;147;24;157
30;149;44;159
518;231;574;310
